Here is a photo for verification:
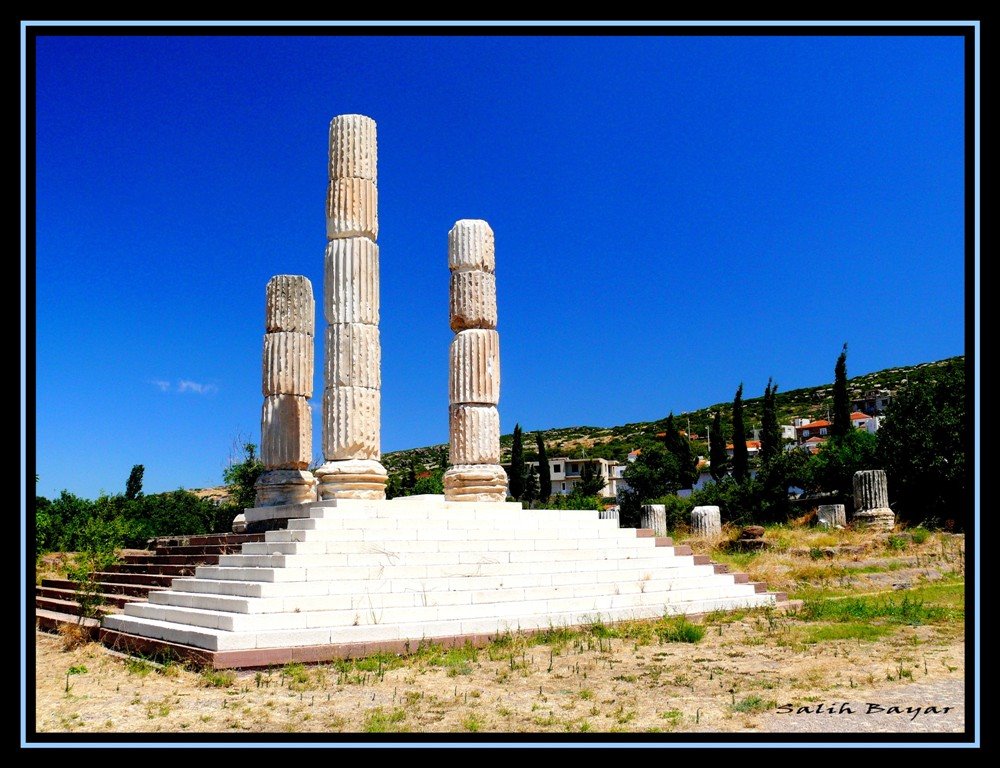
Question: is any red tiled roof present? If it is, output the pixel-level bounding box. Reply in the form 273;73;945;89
797;419;831;430
725;441;761;450
804;436;826;444
850;412;871;420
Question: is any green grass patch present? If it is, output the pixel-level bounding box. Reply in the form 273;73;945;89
910;527;931;545
362;707;407;733
201;669;236;688
886;535;910;551
800;622;891;644
732;695;775;714
799;592;950;625
656;616;705;644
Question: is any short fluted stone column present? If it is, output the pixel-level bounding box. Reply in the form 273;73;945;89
254;275;317;508
816;504;847;528
444;220;506;502
690;505;722;537
852;470;895;530
640;505;667;536
316;114;387;500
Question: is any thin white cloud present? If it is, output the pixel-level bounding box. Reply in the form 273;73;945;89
178;380;217;395
150;379;171;392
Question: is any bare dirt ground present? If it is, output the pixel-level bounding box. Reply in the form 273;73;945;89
32;528;968;739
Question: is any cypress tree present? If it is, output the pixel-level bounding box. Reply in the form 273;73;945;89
535;432;551;501
125;464;145;500
509;423;525;500
662;413;698;489
709;411;728;482
832;343;851;438
732;384;749;482
760;378;782;465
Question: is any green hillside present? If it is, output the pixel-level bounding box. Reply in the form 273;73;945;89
383;355;964;473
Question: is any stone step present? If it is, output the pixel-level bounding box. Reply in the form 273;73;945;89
654;537;674;546
268;525;638;544
35;586;142;609
123;554;224;566
150;533;265;548
103;591;779;653
42;578;155;597
152;545;247;556
91;571;176;587
35;595;125;616
36;608;100;635
106;563;204;576
245;534;654;556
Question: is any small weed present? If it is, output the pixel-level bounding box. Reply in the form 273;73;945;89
657;616;705;643
886;535;909;552
363;707;407;733
578;688;594;700
125;657;154;677
910;527;931;545
462;713;484;732
201;669;236;688
732;695;775;714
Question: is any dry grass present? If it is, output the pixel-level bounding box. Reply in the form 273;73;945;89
32;528;965;735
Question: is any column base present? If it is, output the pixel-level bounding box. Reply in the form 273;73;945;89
253;469;317;507
852;507;895;530
443;464;507;502
315;459;388;500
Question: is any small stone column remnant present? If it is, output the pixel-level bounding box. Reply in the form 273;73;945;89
816;504;847;528
254;275;317;507
443;220;507;502
690;505;722;537
852;470;895;530
315;114;388;500
640;504;667;536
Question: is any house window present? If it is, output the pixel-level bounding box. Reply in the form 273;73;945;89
561;482;566;492
570;463;578;473
553;464;561;473
819;428;828;436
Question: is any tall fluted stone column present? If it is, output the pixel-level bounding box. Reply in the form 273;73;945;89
852;470;895;530
254;275;317;507
315;114;388;500
443;220;507;502
690;505;722;538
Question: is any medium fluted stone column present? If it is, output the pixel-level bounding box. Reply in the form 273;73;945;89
691;505;722;537
315;114;387;500
640;505;667;536
816;504;847;528
852;470;895;530
443;220;507;502
254;275;317;507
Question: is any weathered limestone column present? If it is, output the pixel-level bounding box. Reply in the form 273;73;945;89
443;220;507;502
690;505;722;537
640;504;667;536
852;470;895;530
816;504;847;528
254;275;317;507
315;114;388;500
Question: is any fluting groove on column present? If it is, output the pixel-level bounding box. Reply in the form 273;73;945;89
690;506;722;538
328;114;377;182
323;238;379;325
262;331;314;397
265;275;315;335
445;219;505;502
449;271;497;332
448;219;495;273
325;324;381;389
326;178;378;240
449;330;500;405
640;505;667;536
852;470;894;530
322;386;380;461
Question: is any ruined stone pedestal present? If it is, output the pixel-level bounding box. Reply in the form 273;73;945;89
816;504;847;528
852;470;895;530
318;114;387;500
691;505;722;537
640;504;667;536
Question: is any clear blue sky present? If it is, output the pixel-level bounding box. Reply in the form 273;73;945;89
32;32;968;500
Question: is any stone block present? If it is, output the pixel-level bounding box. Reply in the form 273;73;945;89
449;329;500;405
448;404;500;464
265;275;315;334
449;270;497;331
328;113;377;182
324;323;380;388
448;219;495;273
326;177;378;240
322;386;380;460
260;396;312;469
323;237;379;324
690;505;722;537
262;331;314;396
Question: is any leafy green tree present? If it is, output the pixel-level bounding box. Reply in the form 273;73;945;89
807;430;879;508
617;445;681;527
535;432;551;501
832;343;851;439
508;423;525;500
709;411;728;482
731;384;749;482
662;413;698;489
222;442;264;510
412;472;444;495
523;465;540;503
574;461;606;497
876;361;966;528
125;464;145;500
760;379;782;465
